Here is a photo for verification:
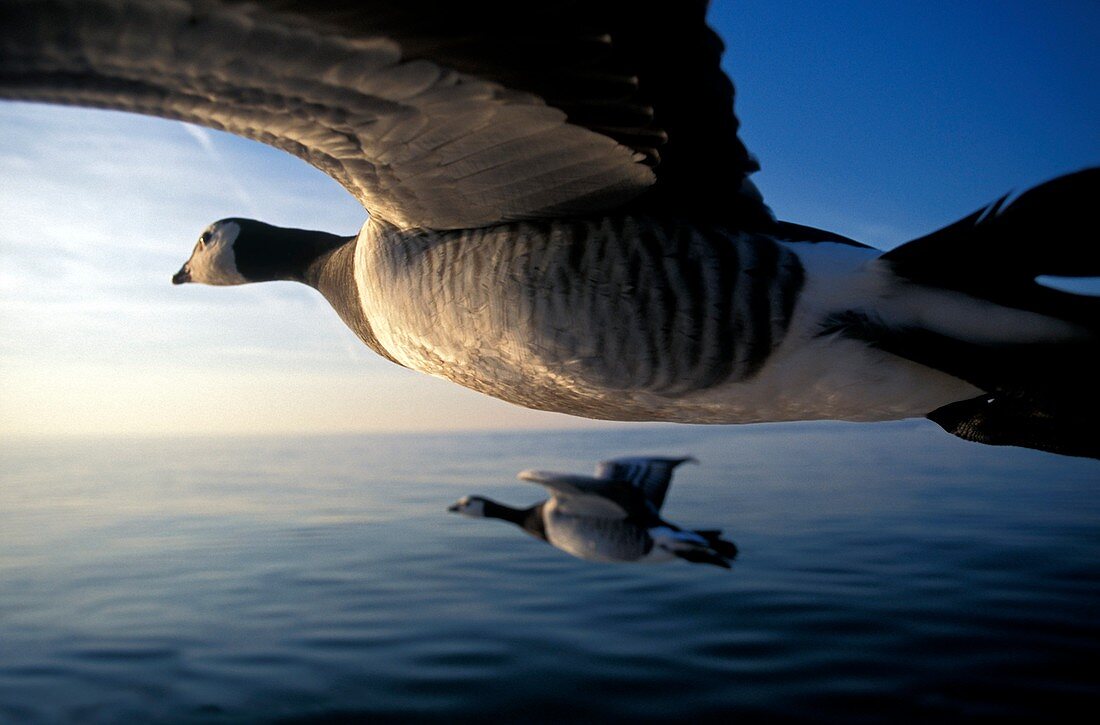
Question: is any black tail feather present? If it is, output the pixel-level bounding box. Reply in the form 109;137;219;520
824;310;1100;459
695;530;739;559
670;529;739;566
822;311;1099;411
673;548;733;569
834;170;1100;459
883;168;1100;328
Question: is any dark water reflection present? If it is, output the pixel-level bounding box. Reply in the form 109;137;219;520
1;421;1098;721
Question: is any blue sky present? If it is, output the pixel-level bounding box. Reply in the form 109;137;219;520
1;1;1098;437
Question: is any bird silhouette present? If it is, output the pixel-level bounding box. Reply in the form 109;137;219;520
449;457;736;568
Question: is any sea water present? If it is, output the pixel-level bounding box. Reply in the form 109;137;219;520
1;421;1098;721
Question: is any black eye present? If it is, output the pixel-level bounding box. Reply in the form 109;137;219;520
198;232;211;248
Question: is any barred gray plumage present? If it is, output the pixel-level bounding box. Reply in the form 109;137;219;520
359;215;803;410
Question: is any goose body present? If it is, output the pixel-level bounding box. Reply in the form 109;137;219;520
344;215;984;423
449;457;737;568
2;0;1097;455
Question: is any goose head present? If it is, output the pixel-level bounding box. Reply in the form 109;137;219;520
447;495;491;518
172;219;247;286
173;218;349;286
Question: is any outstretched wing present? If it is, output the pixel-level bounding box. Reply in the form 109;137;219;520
593;456;695;511
517;469;634;518
0;0;769;231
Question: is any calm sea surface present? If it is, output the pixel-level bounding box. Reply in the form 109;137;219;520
1;422;1098;722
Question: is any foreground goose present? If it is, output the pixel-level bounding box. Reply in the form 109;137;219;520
1;1;1097;457
449;457;736;568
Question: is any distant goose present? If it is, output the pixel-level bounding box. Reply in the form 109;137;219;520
448;456;736;568
2;2;1097;457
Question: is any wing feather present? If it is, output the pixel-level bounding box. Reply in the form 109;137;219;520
1;0;769;229
517;469;632;518
593;456;695;511
0;0;652;230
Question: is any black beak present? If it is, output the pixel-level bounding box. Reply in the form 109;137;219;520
172;265;191;285
447;503;460;513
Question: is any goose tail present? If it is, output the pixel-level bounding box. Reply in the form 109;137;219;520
652;527;737;569
841;169;1100;458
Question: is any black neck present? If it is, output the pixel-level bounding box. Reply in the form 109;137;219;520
484;500;547;541
229;218;352;284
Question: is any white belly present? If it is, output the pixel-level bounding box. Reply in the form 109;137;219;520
542;500;653;563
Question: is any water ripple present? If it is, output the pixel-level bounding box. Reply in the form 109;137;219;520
1;425;1097;721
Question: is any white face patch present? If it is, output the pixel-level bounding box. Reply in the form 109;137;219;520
182;221;246;285
450;496;487;518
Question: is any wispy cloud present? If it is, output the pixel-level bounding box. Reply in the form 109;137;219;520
180;122;262;219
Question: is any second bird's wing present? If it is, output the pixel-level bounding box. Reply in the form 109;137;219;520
593;456;696;511
517;469;635;518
